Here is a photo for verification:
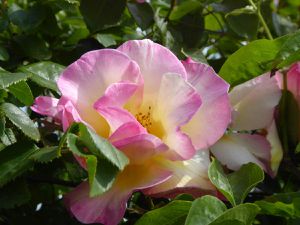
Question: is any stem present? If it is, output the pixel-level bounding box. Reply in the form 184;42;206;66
249;0;273;40
165;0;176;21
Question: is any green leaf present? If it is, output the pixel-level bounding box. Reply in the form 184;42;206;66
30;146;60;163
0;46;9;61
185;196;227;225
210;203;260;225
65;123;129;197
0;128;16;147
0;179;31;209
135;200;192;225
0;70;28;89
0;141;37;187
94;34;117;47
8;81;33;106
77;123;128;170
175;194;194;201
219;31;300;85
127;2;154;30
9;5;46;32
272;13;298;37
66;133;118;197
80;0;126;33
263;192;300;203
208;159;264;206
219;38;280;85
255;192;300;218
169;0;201;21
181;48;208;64
14;34;51;60
19;61;65;92
225;8;259;39
255;199;298;218
273;30;300;68
1;103;40;141
0;115;5;137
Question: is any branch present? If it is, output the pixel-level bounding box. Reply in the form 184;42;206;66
165;0;176;22
248;0;273;40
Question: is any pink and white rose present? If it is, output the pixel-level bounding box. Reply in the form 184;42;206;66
211;73;283;176
32;39;231;225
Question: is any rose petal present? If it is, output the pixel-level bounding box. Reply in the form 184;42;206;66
229;73;282;131
65;161;172;225
144;150;215;197
267;120;283;176
153;73;201;160
113;133;168;164
117;39;187;102
210;133;272;174
65;182;131;225
287;62;300;106
31;96;61;118
57;49;142;137
94;82;144;134
59;97;83;131
181;60;231;149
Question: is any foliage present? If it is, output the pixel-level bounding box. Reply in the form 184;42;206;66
0;0;300;224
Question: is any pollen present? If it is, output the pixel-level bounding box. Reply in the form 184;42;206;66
135;106;152;130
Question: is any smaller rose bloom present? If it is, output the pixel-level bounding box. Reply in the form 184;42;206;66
32;40;231;225
211;73;283;177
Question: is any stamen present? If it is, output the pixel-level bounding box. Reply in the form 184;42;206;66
135;106;152;130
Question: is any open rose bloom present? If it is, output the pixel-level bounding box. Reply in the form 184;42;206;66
32;40;231;225
211;72;283;177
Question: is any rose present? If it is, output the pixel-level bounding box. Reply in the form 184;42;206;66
32;39;231;225
211;73;283;177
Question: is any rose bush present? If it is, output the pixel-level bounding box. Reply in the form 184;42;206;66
32;39;231;225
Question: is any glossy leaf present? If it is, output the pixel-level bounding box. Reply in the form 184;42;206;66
0;141;37;187
94;34;117;47
0;70;28;89
208;159;264;206
66;123;129;197
80;0;126;33
9;5;46;32
30;146;60;163
136;200;192;225
210;203;260;225
0;46;9;61
14;35;51;60
225;8;258;39
185;196;227;225
219;38;281;85
127;2;154;30
8;81;34;106
169;1;201;21
19;61;65;92
0;103;40;141
219;31;300;85
0;128;16;147
274;30;300;68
